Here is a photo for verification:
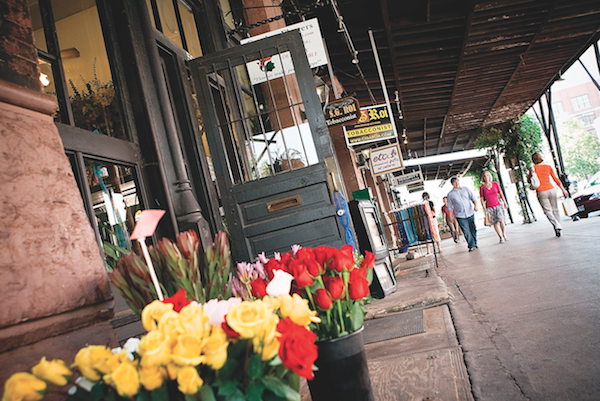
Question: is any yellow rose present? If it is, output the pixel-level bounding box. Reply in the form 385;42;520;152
159;310;185;339
72;346;113;381
138;331;172;367
261;296;281;313
202;327;229;370
177;366;203;395
108;362;140;398
142;301;174;332
260;338;280;361
166;363;180;380
31;357;72;387
226;301;269;338
2;372;46;401
278;293;321;326
179;303;209;337
138;365;165;391
171;333;204;366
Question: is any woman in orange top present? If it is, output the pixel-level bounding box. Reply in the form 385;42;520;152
528;152;568;237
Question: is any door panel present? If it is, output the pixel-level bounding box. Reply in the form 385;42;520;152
191;30;345;261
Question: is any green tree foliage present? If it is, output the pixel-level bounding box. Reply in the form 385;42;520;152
474;114;543;169
559;119;600;179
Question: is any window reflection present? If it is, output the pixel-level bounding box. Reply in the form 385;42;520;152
85;158;140;270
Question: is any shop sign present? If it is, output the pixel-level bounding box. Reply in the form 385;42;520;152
343;104;397;146
324;97;359;127
369;143;404;176
407;182;425;193
390;171;423;188
241;18;327;85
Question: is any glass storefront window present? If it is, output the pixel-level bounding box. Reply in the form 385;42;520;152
84;158;141;270
37;57;62;122
178;0;202;58
28;0;47;52
156;0;184;48
48;0;127;139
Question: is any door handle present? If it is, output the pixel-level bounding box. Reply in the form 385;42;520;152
267;195;302;213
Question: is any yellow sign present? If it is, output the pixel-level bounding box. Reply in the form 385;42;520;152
343;104;396;145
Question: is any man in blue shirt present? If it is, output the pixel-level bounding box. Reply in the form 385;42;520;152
446;177;479;252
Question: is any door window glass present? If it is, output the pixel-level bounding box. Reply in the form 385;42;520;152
178;0;202;58
84;158;141;270
28;0;47;52
208;50;318;185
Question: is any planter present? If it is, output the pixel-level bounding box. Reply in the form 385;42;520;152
307;327;374;401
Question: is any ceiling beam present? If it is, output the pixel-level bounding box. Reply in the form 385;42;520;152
380;0;405;121
481;0;558;126
438;0;477;155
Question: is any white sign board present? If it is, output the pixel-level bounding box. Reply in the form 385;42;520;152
369;143;404;176
240;18;327;85
390;171;423;188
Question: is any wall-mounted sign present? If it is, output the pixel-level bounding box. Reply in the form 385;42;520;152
390;171;423;188
343;104;397;146
241;18;327;85
369;143;404;176
324;97;359;127
407;182;425;193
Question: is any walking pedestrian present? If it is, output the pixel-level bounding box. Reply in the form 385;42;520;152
446;177;479;252
528;152;569;237
422;192;441;254
480;171;509;243
442;196;460;243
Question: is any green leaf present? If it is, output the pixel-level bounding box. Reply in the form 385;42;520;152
268;355;282;366
137;390;151;401
217;355;241;380
89;383;105;401
261;377;300;401
246;381;265;401
217;381;238;396
151;385;168;401
224;389;246;401
247;354;264;380
282;371;300;392
198;385;217;401
350;301;364;332
185;395;197;401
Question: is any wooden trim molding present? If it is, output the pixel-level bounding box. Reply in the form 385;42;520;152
0;79;58;116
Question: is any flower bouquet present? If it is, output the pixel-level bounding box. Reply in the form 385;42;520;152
231;244;377;401
2;290;319;401
231;244;375;342
109;230;231;315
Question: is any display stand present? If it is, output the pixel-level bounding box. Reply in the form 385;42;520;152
386;202;439;268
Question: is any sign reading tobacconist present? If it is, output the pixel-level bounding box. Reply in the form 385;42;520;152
324;97;359;127
343;104;396;146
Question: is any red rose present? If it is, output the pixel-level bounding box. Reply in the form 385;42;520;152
305;258;323;277
323;275;344;300
289;259;314;288
314;246;332;267
279;252;293;265
277;318;318;379
162;289;191;312
296;247;315;261
315;288;333;310
221;319;241;338
329;245;355;272
361;251;376;269
348;269;370;300
266;258;284;280
250;277;268;298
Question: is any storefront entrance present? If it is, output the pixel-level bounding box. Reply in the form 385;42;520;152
191;31;346;261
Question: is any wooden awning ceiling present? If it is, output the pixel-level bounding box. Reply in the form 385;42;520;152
298;0;600;180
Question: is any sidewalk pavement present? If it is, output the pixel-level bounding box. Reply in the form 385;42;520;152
301;248;474;401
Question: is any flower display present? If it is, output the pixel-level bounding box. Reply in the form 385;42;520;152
234;245;375;341
3;295;317;401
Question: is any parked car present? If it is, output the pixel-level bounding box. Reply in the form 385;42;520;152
573;171;600;218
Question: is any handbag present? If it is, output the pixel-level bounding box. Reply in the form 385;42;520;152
562;197;578;216
484;212;491;226
530;166;540;190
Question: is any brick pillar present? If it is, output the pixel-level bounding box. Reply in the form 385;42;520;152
0;0;116;384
